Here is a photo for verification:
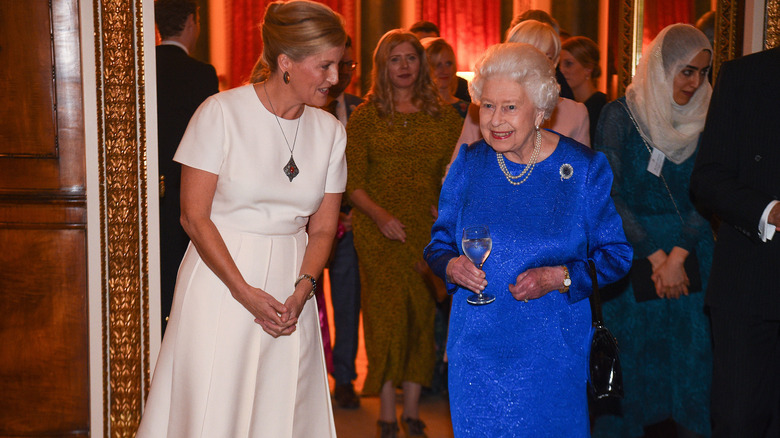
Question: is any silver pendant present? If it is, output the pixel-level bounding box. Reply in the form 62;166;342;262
283;155;299;182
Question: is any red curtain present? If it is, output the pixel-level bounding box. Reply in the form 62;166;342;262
417;0;502;72
226;0;268;89
642;0;693;50
225;0;357;89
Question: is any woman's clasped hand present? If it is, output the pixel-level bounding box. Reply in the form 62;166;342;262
237;285;298;337
647;248;691;299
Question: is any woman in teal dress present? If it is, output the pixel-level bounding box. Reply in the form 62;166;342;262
425;42;632;437
592;24;714;438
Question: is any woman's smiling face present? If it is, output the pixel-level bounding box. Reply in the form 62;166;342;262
479;76;541;161
287;44;344;107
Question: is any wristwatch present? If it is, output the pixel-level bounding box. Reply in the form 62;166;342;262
560;265;571;293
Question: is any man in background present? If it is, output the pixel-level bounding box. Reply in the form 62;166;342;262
155;0;219;334
325;36;364;409
691;46;780;437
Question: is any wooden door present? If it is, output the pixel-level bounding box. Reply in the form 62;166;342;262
0;0;89;436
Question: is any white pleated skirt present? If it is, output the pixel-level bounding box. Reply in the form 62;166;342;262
137;228;336;438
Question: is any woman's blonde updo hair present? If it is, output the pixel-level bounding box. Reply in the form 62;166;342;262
470;43;560;120
249;0;346;83
506;20;561;66
366;29;442;121
561;36;602;81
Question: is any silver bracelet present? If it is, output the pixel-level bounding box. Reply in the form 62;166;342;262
295;274;317;300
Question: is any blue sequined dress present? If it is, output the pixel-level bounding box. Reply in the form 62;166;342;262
591;98;714;438
425;136;632;437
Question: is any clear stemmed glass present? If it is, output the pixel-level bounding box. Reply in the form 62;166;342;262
461;226;495;305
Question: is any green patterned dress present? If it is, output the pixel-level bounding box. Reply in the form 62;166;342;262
346;102;461;394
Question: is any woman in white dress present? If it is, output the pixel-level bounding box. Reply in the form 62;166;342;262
136;2;347;436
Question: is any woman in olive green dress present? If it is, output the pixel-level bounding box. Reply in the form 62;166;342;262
346;29;461;438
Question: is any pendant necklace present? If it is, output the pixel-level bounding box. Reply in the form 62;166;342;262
264;82;301;182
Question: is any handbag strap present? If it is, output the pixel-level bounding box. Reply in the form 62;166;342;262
588;259;604;325
617;99;685;226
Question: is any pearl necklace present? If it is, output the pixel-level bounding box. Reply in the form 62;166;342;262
496;129;542;185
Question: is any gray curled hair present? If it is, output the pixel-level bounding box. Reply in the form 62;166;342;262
469;43;559;120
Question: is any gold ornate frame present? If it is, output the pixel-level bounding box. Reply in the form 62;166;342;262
616;0;742;97
92;0;150;436
713;0;743;80
616;0;636;97
767;0;780;49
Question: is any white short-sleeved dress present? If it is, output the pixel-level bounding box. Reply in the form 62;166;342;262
137;84;347;438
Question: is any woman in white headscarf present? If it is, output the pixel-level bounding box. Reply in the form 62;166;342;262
591;24;714;438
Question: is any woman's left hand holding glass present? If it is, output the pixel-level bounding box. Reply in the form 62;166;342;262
509;266;565;302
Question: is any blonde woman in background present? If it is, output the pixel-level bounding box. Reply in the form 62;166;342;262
346;29;462;438
421;37;469;118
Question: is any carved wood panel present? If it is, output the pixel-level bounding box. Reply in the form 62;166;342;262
0;225;89;437
0;0;89;436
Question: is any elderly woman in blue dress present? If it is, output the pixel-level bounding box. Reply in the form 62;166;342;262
424;42;632;436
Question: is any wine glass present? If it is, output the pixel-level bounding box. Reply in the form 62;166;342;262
461;226;495;305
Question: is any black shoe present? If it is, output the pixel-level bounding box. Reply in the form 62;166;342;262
376;420;399;438
334;383;360;409
400;417;427;437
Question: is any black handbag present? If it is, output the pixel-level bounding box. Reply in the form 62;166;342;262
588;259;624;400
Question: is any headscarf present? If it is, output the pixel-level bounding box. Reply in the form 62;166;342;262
625;24;712;164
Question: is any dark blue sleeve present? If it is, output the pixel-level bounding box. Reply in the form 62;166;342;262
424;143;468;294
